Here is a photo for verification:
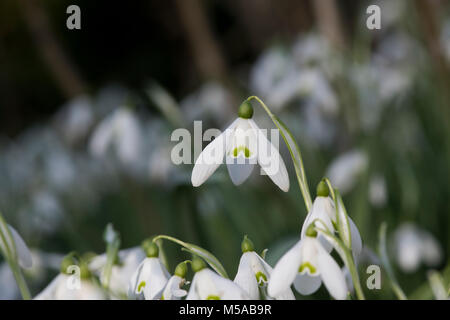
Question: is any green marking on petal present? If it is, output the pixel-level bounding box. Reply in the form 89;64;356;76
137;281;146;292
255;271;268;285
298;262;317;274
160;295;164;300
207;295;221;300
232;146;251;158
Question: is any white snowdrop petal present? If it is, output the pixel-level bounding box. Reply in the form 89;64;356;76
317;246;348;300
142;259;170;300
293;273;322;295
1;225;33;269
248;119;289;192
191;119;238;187
186;274;200;300
226;155;255;186
34;274;65;300
267;240;302;298
234;253;259;299
348;216;362;257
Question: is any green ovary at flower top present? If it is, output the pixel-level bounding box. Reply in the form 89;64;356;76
191;100;290;191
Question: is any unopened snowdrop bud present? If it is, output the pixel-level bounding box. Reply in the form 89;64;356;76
191;256;206;273
238;100;254;119
241;235;255;253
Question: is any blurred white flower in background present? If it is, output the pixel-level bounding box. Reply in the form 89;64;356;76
53;95;94;145
326;150;368;194
0;263;20;299
90;247;145;299
180;82;234;125
368;174;388;208
90;107;143;167
393;223;443;273
34;273;106;300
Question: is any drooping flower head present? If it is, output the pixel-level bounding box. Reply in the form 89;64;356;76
191;100;289;191
128;240;170;300
186;256;249;300
234;235;294;300
268;225;348;300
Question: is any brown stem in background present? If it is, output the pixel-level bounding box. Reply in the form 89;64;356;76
17;0;86;98
310;0;346;50
174;0;228;81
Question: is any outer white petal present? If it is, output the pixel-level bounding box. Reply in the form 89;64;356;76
301;197;335;237
89;116;113;158
186;273;200;300
248;119;289;192
6;225;33;269
162;275;187;300
191;119;238;187
293;273;322;295
301;198;334;253
128;259;145;299
348;216;362;257
195;269;249;300
316;244;347;300
142;258;170;300
267;240;302;298
34;274;65;300
234;252;259;299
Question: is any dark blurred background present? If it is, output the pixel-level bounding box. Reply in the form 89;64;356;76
0;0;449;299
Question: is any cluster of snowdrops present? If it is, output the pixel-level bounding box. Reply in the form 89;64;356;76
0;97;366;300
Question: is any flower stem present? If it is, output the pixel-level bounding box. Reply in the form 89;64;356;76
247;96;313;211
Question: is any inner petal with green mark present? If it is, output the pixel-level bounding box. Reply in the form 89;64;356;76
231;146;251;158
255;271;268;285
206;295;221;300
137;281;146;293
298;262;317;275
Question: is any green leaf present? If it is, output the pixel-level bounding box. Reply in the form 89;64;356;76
378;223;407;300
153;235;229;278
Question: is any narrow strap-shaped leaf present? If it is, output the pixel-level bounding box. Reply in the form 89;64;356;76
378;223;407;300
153;235;229;278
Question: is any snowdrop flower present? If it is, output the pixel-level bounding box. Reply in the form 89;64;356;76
268;226;348;300
89;107;142;165
161;262;188;300
234;236;295;300
393;223;443;273
301;181;362;257
0;222;33;269
191;100;289;191
128;241;170;300
89;247;145;298
326;150;368;194
186;257;250;300
34;253;105;300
